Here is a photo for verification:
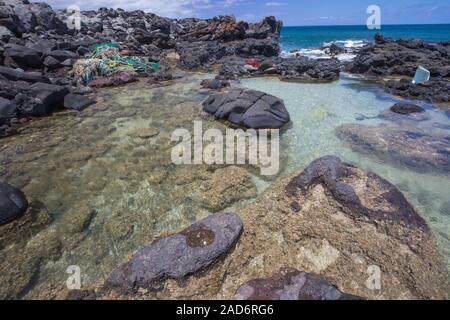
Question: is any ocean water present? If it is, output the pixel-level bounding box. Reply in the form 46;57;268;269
281;24;450;52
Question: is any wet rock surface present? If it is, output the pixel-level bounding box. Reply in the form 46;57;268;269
104;212;243;294
63;93;95;111
203;88;291;129
233;268;362;300
336;124;450;173
97;156;448;300
286;156;429;231
0;181;28;224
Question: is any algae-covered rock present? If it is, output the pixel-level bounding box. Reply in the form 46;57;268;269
104;212;243;294
199;166;257;212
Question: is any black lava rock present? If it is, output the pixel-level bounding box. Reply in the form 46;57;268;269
202;88;291;129
0;182;28;225
64;93;95;111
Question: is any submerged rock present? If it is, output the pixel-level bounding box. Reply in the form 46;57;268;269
99;156;448;299
0;182;28;225
200;79;230;90
202;89;291;129
233;268;362;300
336;124;450;172
390;103;424;115
64;93;95;111
377;103;429;122
104;212;243;294
199;166;257;212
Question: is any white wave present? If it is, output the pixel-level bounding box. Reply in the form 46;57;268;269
281;38;368;61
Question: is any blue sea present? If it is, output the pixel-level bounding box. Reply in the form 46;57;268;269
281;24;450;52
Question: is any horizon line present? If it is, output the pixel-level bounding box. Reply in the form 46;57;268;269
282;22;450;27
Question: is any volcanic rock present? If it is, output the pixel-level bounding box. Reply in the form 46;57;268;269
202;88;291;129
233;268;362;300
104;212;243;293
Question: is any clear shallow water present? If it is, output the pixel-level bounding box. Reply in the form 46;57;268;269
0;73;449;298
281;24;450;51
241;76;450;274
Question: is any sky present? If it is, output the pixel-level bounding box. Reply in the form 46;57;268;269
46;0;450;26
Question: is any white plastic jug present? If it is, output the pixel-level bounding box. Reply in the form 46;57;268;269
412;66;430;85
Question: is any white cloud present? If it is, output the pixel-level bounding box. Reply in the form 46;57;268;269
46;0;230;18
265;2;285;6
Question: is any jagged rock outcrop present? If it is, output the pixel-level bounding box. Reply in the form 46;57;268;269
347;33;450;78
217;56;340;82
347;33;450;104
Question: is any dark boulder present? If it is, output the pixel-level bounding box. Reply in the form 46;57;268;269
0;66;50;83
64;93;95;111
0;182;28;225
43;55;61;70
4;44;43;69
46;50;79;62
0;97;18;125
202;89;291;129
15;82;68;116
104;212;243;293
233;268;362;300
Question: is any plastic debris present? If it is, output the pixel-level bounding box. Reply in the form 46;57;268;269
69;43;159;86
245;58;261;69
412;66;430;85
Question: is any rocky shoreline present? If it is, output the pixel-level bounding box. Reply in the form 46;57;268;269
1;0;450;300
1;1;449;137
